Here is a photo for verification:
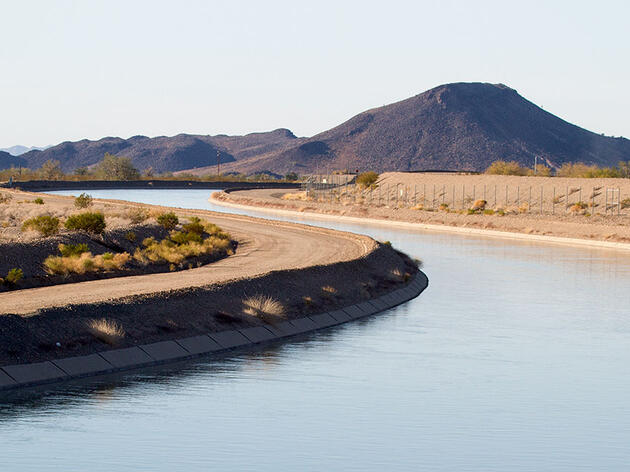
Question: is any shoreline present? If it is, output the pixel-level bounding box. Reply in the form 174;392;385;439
0;271;428;392
211;191;630;252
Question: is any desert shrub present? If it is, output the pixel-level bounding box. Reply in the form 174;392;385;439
65;212;106;234
439;203;449;211
33;197;44;205
356;171;379;188
242;295;285;319
483;209;495;215
0;193;12;204
471;199;487;211
486;160;528;176
22;215;60;236
4;268;23;285
182;216;204;235
58;243;89;257
285;172;299;181
570;202;588;213
126;207;149;224
86;318;125;345
125;231;136;242
44;251;130;275
621;198;630;209
529;164;552;176
156;212;178;230
74;193;93;209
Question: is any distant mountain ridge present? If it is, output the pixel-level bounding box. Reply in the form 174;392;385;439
12;129;298;173
0;145;50;156
4;83;629;175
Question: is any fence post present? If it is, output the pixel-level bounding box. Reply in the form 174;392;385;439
540;186;543;214
553;187;555;214
505;185;508;207
494;185;497;208
462;184;465;209
453;185;456;209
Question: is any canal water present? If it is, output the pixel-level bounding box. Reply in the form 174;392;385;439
2;189;629;471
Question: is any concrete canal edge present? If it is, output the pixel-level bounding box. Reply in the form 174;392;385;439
0;271;429;392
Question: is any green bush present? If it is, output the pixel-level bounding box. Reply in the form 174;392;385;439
74;193;93;209
33;197;44;205
182;216;204;235
58;243;89;257
157;212;179;230
65;212;106;234
485;160;529;176
125;231;136;242
5;268;23;285
356;171;379;188
22;215;60;236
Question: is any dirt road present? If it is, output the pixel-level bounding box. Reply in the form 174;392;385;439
0;194;376;315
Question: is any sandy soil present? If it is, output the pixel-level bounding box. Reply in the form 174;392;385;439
215;172;630;245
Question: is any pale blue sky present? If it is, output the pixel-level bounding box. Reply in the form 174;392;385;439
1;0;628;148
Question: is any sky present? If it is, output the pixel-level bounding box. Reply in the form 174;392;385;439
1;0;628;148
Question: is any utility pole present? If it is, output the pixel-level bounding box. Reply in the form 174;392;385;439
217;150;220;176
534;156;538;175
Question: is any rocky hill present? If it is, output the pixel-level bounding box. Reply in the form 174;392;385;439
17;129;300;174
219;82;630;174
0;151;27;170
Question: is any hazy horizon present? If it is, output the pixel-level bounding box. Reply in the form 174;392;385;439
2;0;628;149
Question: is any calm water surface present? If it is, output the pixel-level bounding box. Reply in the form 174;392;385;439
2;189;629;471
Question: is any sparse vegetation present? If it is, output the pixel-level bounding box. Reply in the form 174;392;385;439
33;197;44;205
58;243;89;257
64;212;106;234
156;212;179;230
126;207;149;224
2;268;24;285
134;218;231;266
125;231;137;242
281;191;312;201
87;318;125;345
44;250;130;275
0;193;12;204
22;215;60;236
242;295;285;320
356;171;379;188
74;193;93;209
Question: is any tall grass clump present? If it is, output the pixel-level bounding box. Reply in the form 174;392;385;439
86;318;125;345
65;212;106;234
44;245;130;275
22;215;60;236
242;295;285;321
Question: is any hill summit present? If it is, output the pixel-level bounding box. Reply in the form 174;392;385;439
220;82;630;174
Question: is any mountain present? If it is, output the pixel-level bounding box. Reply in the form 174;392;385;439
19;129;299;174
0;145;50;156
0;151;27;170
218;82;630;174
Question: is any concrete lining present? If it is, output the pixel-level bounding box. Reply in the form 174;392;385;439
308;313;338;329
176;335;222;355
328;310;352;323
0;271;428;392
52;354;114;377
99;347;154;368
289;317;318;333
139;341;190;362
209;330;250;349
2;361;67;385
239;326;276;344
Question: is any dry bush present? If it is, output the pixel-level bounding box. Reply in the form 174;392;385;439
87;318;125;345
388;268;405;282
411;203;424;210
126;207;149;224
471;199;487;211
281;191;312;201
242;295;285;321
321;285;337;295
44;251;130;275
